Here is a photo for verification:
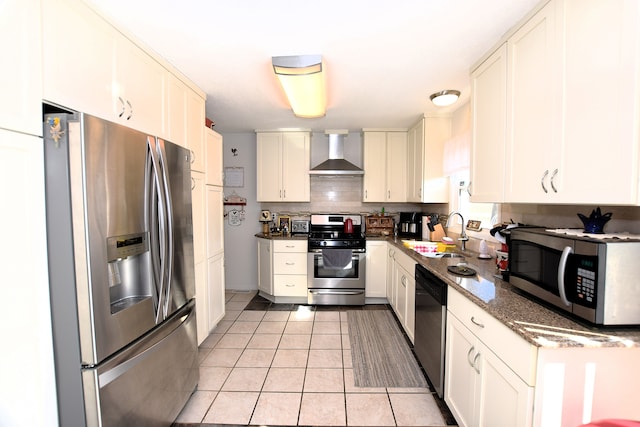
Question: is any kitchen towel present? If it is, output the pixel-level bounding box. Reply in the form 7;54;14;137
322;249;353;269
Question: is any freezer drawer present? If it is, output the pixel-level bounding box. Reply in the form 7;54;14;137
82;301;198;427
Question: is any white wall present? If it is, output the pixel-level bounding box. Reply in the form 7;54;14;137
221;132;261;291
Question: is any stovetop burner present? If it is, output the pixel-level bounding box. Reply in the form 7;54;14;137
308;214;366;251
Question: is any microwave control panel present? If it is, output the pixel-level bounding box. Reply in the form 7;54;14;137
572;256;598;308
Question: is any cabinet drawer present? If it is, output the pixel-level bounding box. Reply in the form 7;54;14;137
448;287;537;385
273;240;307;253
274;274;307;297
394;249;416;275
273;252;307;275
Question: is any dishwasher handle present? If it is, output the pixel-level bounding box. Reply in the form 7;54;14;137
415;264;448;305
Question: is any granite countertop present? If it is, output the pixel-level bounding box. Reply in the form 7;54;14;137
255;232;309;240
386;237;640;349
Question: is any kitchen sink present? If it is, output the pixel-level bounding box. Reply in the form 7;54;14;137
440;253;464;258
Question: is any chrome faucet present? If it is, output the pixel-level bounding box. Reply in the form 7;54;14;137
447;211;469;251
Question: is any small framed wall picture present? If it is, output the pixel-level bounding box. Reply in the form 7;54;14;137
279;216;290;232
466;219;482;232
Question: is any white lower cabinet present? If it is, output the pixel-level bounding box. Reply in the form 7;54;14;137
365;241;387;298
257;238;273;296
272;240;307;298
389;248;416;343
445;287;534;427
207;253;225;330
445;314;534;427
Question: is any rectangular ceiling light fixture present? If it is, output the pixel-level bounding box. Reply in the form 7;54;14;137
272;55;326;118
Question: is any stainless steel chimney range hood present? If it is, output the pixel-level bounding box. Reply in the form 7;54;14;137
310;130;364;176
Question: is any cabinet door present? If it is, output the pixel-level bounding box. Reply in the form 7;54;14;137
257;239;273;295
191;172;206;264
559;0;640;204
166;75;187;146
281;132;310;201
476;346;534;427
42;0;114;120
505;2;559;202
471;44;507;203
186;90;206;172
194;260;208;345
362;132;387;202
256;133;283;201
206;185;224;257
205;128;223;186
207;253;225;331
406;122;423;202
1;0;42;136
113;32;165;135
394;263;410;327
445;314;478;427
365;241;387;298
386;247;397;307
386;132;407;202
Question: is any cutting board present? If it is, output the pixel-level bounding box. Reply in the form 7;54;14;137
430;223;446;242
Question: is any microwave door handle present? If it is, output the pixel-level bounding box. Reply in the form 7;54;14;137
558;246;573;306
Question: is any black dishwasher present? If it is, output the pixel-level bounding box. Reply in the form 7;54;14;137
414;263;448;398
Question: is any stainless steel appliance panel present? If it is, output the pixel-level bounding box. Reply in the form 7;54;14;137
82;301;198;427
509;228;640;325
414;263;447;398
307;252;366;290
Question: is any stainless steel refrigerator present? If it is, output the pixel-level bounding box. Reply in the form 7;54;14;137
44;112;198;426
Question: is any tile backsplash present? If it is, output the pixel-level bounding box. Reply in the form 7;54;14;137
261;176;424;220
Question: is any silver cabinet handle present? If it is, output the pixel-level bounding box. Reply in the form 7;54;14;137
285;245;295;248
467;346;475;368
472;352;481;374
189;149;195;164
191;177;195;190
470;316;485;328
285;284;295;287
388;190;391;199
126;100;133;120
365;189;368;199
467;182;472;196
541;170;549;193
285;261;295;265
401;275;407;286
550;168;558;193
118;97;125;117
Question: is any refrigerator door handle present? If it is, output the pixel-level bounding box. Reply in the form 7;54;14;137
156;138;175;319
146;136;166;323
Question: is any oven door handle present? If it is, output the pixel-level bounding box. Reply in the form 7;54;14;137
558;246;573;307
309;290;365;296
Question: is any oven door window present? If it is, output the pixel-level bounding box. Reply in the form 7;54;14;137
314;253;359;279
510;240;562;296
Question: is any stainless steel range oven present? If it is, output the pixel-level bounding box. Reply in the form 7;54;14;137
307;214;366;305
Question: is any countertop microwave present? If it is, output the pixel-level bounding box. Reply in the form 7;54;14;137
508;228;640;326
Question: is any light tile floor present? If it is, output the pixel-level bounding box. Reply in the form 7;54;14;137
174;291;455;426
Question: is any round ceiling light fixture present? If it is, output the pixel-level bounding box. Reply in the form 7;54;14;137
429;90;461;107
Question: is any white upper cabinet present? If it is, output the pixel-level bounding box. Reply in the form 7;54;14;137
205;128;224;186
558;0;640;204
112;31;165;135
1;0;42;136
472;0;640;205
470;44;507;203
256;131;310;202
42;0;114;120
408;117;450;203
363;130;407;203
505;0;559;203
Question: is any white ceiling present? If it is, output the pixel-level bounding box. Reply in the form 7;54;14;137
87;0;539;133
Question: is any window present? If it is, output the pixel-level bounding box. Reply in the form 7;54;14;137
449;170;499;237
